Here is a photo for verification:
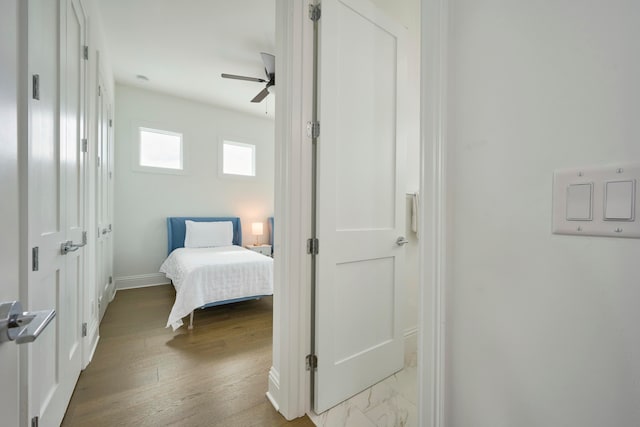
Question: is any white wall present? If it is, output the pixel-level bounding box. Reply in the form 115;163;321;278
445;1;640;426
114;84;274;288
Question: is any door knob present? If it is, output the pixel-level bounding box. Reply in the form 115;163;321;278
61;232;87;254
61;240;86;254
396;236;409;246
0;301;56;344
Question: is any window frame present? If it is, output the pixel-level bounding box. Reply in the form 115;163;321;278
218;138;257;178
133;125;186;175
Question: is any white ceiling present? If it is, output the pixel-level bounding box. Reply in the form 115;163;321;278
95;0;276;119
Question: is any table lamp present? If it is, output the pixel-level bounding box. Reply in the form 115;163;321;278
251;222;263;245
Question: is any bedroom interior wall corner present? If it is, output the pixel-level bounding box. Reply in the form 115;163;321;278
113;85;275;286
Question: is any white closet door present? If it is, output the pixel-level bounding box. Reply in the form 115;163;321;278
0;1;21;424
96;76;113;321
315;0;408;413
28;0;86;424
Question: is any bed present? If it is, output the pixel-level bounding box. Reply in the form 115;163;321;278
160;217;273;330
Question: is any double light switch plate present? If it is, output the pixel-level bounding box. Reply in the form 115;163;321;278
553;164;640;238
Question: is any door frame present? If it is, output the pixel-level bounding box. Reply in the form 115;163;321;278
272;0;448;425
269;0;314;419
418;0;448;426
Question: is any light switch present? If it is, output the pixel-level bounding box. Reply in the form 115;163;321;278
604;180;635;220
566;183;592;220
553;164;640;238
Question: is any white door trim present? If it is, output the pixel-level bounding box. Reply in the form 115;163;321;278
269;0;313;420
419;0;448;426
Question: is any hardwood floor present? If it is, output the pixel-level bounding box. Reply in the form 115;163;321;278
62;285;314;427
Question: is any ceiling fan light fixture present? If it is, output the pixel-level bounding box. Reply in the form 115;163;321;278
221;52;276;104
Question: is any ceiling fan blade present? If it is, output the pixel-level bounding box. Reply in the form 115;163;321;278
221;73;267;83
251;87;270;103
260;52;275;77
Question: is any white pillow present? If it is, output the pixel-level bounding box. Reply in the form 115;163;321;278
184;220;234;248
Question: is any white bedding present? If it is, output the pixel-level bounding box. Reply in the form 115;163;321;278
160;245;273;330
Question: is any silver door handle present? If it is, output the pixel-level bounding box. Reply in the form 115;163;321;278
61;240;86;254
0;301;56;344
396;236;409;246
102;228;108;235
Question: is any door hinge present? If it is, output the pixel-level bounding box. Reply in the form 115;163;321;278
109;276;113;285
81;322;87;337
309;4;321;21
32;74;40;100
307;121;320;138
82;231;87;245
109;171;113;179
306;354;318;371
306;238;319;255
31;416;39;427
81;138;88;153
97;156;101;167
109;119;113;127
32;247;39;272
83;45;89;60
98;85;101;96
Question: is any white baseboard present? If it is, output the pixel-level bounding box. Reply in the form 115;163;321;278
266;366;281;412
404;326;418;367
114;273;170;290
88;333;99;363
82;324;100;370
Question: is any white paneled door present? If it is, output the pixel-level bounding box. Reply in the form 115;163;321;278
96;74;114;321
28;0;87;425
0;1;21;425
315;0;408;413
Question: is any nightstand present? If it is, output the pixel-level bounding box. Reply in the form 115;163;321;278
245;244;272;257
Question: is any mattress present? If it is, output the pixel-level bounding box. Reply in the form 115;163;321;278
160;245;273;330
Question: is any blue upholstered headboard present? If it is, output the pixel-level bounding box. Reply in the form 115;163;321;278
167;217;242;255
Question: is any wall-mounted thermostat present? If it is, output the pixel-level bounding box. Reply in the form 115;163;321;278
552;164;640;238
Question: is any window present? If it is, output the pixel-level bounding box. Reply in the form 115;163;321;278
221;140;255;177
138;127;183;170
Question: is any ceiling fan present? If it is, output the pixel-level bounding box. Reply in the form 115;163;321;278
221;52;275;103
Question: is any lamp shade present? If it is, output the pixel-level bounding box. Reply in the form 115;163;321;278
251;222;264;236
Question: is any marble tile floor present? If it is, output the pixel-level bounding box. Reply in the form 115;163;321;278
309;347;418;427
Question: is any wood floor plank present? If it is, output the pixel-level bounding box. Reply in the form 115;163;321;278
62;285;314;427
